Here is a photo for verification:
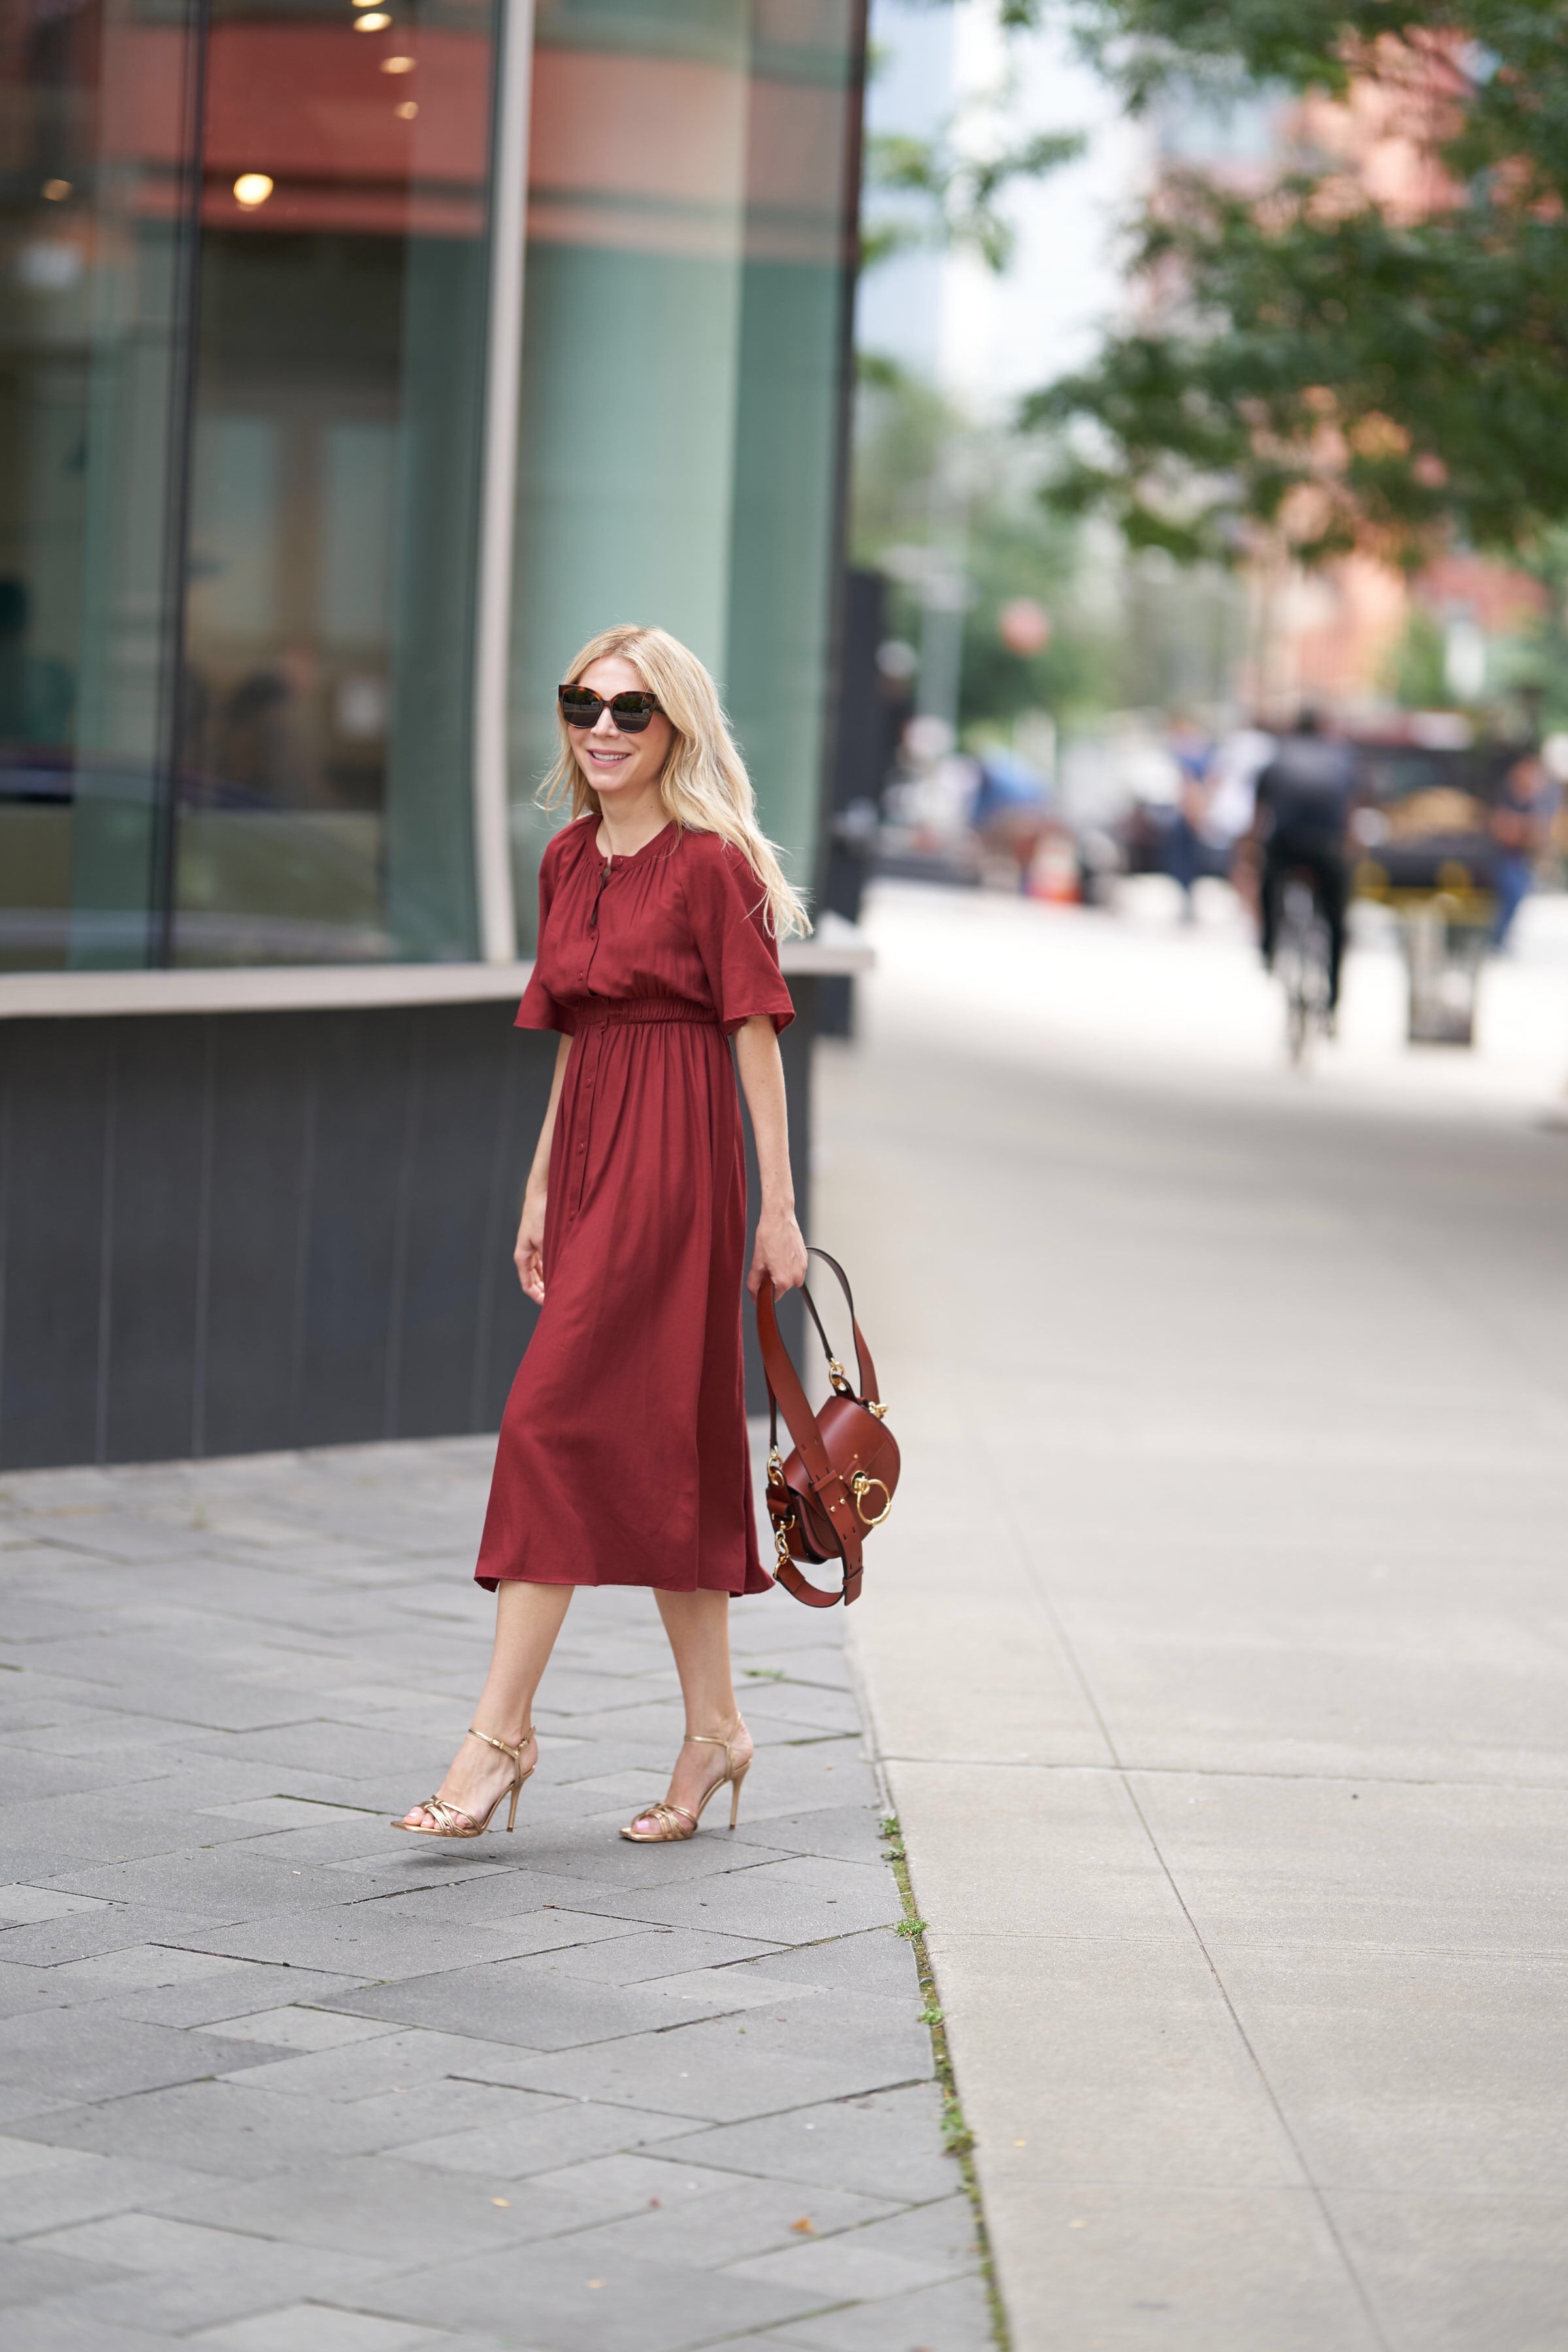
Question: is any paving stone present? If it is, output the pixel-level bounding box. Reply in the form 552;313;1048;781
668;2087;960;2204
500;1926;786;1986
559;2172;902;2269
6;2079;453;2174
190;2310;452;2352
386;2096;694;2180
486;2002;928;2125
0;1442;964;2351
156;2151;608;2261
764;2270;994;2349
189;2005;402;2051
725;1933;919;2002
22;2212;386;2334
547;1855;903;1944
0;2241;135;2307
0;2149;216;2241
105;1964;374;2029
0;2010;282;2102
353;2234;829;2352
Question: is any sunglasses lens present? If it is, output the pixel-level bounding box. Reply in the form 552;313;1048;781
558;687;601;727
610;694;654;732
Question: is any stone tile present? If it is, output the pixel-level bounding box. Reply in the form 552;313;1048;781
0;2009;283;2102
549;1855;903;1945
191;2311;451;2352
387;2097;694;2181
0;1886;109;1926
504;1927;786;1986
0;2150;216;2242
561;2172;902;2269
0;2241;134;2307
189;2005;402;2051
22;2213;385;2335
354;2235;827;2352
325;1955;755;2050
156;2152;608;2261
770;2272;994;2350
7;2079;444;2175
488;2001;927;2126
668;2087;959;2205
0;1440;969;2352
726;1933;919;2001
108;1968;376;2030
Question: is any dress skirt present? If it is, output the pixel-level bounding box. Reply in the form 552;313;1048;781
474;818;794;1596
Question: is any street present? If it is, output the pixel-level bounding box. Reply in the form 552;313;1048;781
825;879;1568;2351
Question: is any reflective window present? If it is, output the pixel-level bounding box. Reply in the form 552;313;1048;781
509;0;860;938
0;0;498;968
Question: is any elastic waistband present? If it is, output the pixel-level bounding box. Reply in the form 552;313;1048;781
573;997;718;1029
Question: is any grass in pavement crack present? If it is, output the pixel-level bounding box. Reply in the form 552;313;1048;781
881;1813;1011;2352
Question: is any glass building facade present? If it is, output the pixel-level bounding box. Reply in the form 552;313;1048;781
0;0;864;971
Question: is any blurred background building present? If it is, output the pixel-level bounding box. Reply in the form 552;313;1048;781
0;0;868;1467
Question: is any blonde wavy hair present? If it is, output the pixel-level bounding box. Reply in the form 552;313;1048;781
539;624;812;940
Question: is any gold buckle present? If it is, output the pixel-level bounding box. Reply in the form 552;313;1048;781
851;1473;892;1527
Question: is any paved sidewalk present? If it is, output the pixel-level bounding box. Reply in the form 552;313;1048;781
825;885;1568;2352
0;1440;990;2351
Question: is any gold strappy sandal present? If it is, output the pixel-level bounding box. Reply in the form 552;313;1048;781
393;1726;534;1838
620;1729;750;1843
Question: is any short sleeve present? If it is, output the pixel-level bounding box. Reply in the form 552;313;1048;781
515;832;571;1033
681;834;795;1036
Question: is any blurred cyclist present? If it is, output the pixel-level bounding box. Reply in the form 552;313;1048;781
1248;708;1359;1017
1489;748;1552;949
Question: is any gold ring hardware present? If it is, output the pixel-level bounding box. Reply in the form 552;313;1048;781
766;1447;787;1486
826;1356;855;1396
867;1400;888;1420
851;1473;892;1527
774;1514;794;1565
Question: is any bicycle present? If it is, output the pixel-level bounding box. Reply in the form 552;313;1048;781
1272;868;1334;1066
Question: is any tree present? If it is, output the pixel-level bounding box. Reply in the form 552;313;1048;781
1017;0;1568;570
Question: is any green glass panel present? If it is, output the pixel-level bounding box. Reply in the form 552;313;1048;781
508;0;860;942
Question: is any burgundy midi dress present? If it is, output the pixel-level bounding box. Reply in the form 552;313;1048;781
474;815;794;1596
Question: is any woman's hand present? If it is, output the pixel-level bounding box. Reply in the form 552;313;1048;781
514;1190;547;1304
748;1205;808;1300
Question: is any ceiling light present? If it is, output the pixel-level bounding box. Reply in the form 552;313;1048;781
354;11;391;27
395;101;418;120
233;173;274;208
380;54;415;73
41;179;72;203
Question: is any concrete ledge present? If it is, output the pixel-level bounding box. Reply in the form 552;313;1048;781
0;917;873;1020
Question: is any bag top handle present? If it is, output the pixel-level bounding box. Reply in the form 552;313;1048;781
756;1248;881;1477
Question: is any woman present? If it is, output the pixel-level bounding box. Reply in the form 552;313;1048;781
397;625;809;1845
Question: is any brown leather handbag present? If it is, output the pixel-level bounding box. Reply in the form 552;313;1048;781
755;1249;900;1608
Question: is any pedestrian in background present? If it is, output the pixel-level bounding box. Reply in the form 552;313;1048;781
398;625;809;1847
1490;747;1553;949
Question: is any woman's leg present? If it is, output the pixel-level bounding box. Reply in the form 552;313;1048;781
627;1589;754;1833
402;1581;574;1831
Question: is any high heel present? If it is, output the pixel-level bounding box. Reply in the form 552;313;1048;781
393;1727;534;1838
620;1729;751;1843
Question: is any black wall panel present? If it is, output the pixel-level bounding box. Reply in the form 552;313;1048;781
0;1021;112;1467
0;992;813;1471
203;1016;317;1458
297;1011;410;1448
103;1020;208;1463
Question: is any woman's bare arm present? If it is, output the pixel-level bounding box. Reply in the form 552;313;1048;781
514;1034;573;1303
734;1015;808;1298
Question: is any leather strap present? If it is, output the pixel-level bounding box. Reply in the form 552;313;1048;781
756;1252;877;1606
